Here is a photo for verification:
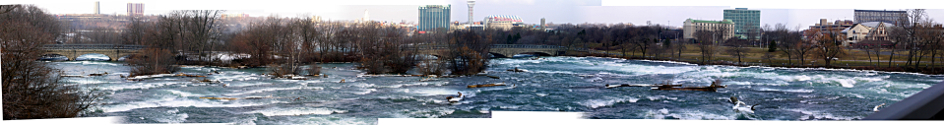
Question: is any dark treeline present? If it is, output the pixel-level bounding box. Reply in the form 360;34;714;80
890;9;944;72
46;7;944;76
2;5;102;120
119;12;501;77
225;17;496;76
120;10;226;76
526;13;942;73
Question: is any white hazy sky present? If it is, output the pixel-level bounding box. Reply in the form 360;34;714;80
4;0;944;29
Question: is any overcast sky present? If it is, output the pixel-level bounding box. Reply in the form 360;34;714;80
5;0;944;29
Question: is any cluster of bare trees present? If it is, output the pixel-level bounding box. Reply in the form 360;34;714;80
157;10;226;63
442;30;494;75
762;24;812;66
127;48;179;76
227;17;421;76
693;26;729;63
491;24;692;61
2;5;101;120
356;22;419;74
57;15;154;45
123;10;226;76
225;17;497;76
891;9;944;71
466;24;685;59
548;24;682;59
531;22;848;67
229;17;321;77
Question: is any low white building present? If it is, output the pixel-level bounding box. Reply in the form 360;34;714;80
841;22;893;46
683;19;736;41
842;23;872;45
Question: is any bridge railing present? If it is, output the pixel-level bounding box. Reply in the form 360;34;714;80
43;44;146;50
865;81;944;120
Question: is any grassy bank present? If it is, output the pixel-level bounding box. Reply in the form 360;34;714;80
563;44;944;75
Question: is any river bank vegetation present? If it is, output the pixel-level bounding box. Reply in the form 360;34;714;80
115;10;500;77
74;7;942;75
2;5;102;120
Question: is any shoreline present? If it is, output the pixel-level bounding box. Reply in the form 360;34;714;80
568;54;944;76
81;55;943;76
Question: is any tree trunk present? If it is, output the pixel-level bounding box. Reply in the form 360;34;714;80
888;49;895;68
931;49;937;72
916;51;923;69
737;54;742;64
677;44;682;59
866;49;873;67
621;43;626;58
907;46;915;66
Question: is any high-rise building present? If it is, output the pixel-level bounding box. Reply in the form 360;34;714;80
683;19;735;41
854;10;908;26
418;5;451;31
540;18;545;30
363;9;369;21
94;1;100;14
467;0;475;25
127;3;144;16
723;8;760;39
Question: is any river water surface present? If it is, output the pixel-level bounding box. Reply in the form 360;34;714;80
52;56;942;124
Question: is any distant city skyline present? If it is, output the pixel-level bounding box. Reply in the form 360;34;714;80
4;0;944;30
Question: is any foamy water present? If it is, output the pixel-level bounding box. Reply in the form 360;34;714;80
52;56;942;124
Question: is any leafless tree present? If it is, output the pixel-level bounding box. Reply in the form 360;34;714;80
231;20;275;67
888;25;908;67
2;5;101;120
315;21;337;62
167;10;224;63
443;30;493;75
357;22;418;74
915;19;943;70
87;27;121;44
149;15;181;49
122;16;150;45
762;24;772;47
725;39;750;64
769;24;811;66
744;21;761;47
903;9;925;67
871;44;883;67
674;39;687;59
792;36;817;66
291;17;320;62
864;44;875;66
128;48;179;76
694;29;718;64
811;30;846;67
762;52;776;65
927;23;944;70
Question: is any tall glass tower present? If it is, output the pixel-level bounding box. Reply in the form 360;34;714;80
418;5;451;31
723;8;760;39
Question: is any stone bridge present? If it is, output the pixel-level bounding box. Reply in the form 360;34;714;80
43;44;145;61
414;44;571;58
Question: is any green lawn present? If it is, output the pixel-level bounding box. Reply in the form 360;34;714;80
567;44;944;68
